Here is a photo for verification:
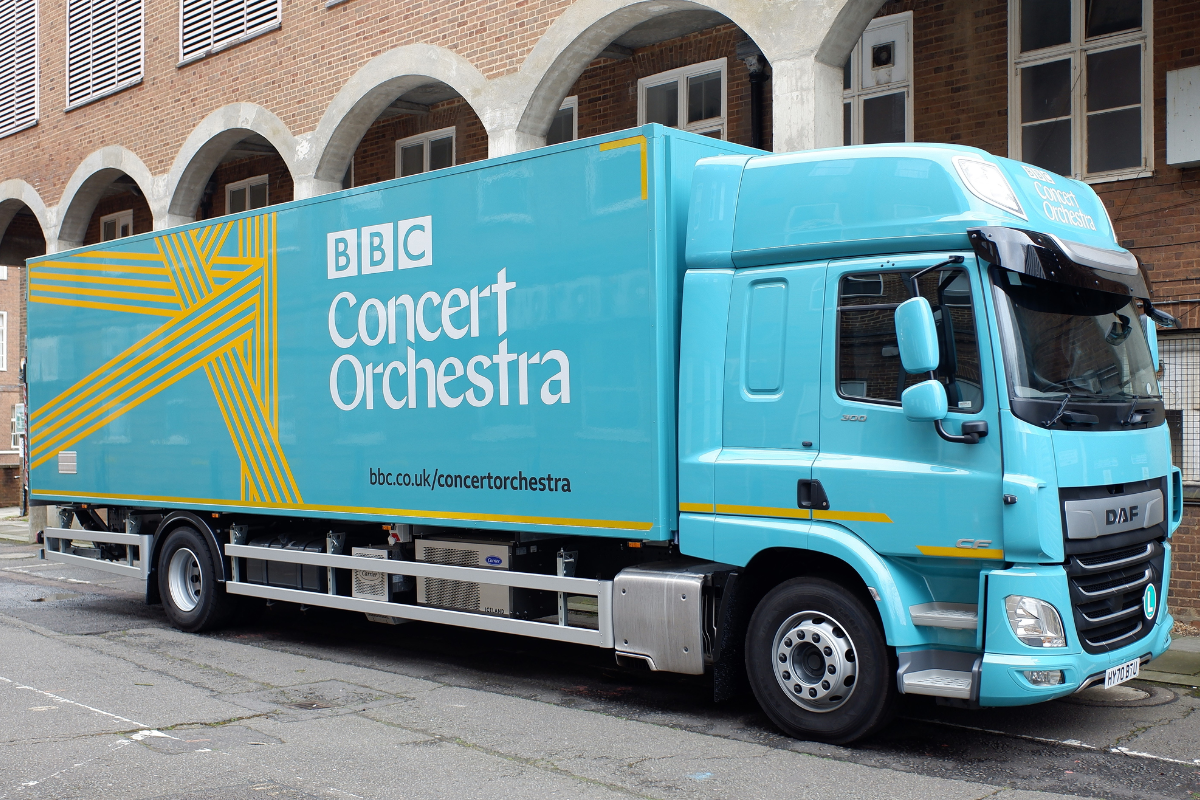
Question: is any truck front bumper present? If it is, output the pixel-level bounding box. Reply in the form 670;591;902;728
977;561;1173;707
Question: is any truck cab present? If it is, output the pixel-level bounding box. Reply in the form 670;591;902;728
677;143;1181;742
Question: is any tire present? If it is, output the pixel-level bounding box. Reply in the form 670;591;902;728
157;526;233;632
745;577;896;745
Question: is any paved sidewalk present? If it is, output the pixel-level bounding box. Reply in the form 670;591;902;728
1143;633;1200;688
0;508;26;544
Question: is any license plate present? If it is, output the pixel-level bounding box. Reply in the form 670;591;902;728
1105;658;1140;689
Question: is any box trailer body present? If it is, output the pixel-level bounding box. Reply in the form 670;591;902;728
30;126;1182;744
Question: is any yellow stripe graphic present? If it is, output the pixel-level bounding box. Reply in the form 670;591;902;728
916;546;1005;560
30;213;302;504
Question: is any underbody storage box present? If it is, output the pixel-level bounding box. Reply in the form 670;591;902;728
27;126;757;541
244;535;326;592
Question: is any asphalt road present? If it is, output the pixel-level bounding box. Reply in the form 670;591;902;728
1;541;1198;800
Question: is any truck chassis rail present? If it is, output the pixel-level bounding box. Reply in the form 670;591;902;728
223;543;615;648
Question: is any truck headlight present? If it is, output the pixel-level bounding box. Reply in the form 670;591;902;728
1005;595;1066;647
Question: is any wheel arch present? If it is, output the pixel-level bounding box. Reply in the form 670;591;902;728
735;525;922;648
148;511;226;604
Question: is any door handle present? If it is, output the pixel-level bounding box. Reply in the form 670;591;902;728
797;480;830;510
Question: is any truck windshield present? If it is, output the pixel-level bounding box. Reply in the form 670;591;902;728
991;268;1160;420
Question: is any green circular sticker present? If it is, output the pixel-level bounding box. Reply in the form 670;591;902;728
1143;584;1157;620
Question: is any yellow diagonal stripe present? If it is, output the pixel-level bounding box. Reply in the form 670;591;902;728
31;213;302;504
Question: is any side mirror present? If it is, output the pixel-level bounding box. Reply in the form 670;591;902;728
901;379;948;422
1142;314;1159;372
895;297;940;374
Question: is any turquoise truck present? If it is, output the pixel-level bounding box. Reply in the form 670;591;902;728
31;126;1181;743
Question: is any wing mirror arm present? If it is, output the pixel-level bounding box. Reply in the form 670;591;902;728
934;419;988;445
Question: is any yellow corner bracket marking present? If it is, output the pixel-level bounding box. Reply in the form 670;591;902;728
917;545;1005;560
599;135;648;200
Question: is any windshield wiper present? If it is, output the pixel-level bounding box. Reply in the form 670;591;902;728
1044;395;1071;428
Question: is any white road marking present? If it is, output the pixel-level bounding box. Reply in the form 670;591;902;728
910;717;1200;766
129;729;178;741
0;675;148;728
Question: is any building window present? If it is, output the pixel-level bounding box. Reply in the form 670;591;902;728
546;96;578;146
67;0;143;109
837;267;982;411
395;127;455;178
638;58;727;139
0;0;38;139
179;0;279;65
100;209;133;240
11;402;23;450
0;312;8;373
226;175;268;214
843;12;913;146
1009;0;1151;181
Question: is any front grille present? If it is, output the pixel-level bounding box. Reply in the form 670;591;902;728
1065;534;1163;654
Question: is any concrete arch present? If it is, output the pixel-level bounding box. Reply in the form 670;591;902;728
504;0;887;154
0;179;51;246
55;146;156;250
305;44;492;193
164;103;301;226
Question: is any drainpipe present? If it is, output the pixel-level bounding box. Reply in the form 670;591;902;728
737;40;768;150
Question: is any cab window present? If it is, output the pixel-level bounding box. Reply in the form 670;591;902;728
837;267;983;411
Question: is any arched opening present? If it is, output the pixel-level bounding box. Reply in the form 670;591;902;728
564;10;771;150
0;199;45;508
342;79;488;190
0;201;45;264
515;3;774;153
80;173;153;245
192;133;294;221
164;105;301;225
55;148;156;250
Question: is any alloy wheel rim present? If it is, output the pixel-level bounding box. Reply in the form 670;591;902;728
167;547;202;612
771;611;859;713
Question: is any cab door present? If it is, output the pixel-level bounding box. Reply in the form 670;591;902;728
712;261;825;564
811;254;1003;560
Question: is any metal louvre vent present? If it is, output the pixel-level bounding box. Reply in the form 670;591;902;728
180;0;279;63
1066;536;1163;654
422;578;481;612
351;547;388;601
418;545;482;612
421;546;481;567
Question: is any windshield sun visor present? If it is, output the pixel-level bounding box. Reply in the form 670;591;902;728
967;226;1148;299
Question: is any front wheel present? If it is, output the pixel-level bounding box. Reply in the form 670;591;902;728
157;526;232;632
746;578;896;744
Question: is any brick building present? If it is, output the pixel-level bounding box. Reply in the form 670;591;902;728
0;0;1197;611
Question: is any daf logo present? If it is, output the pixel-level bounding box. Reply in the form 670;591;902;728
1143;584;1157;620
1105;506;1139;526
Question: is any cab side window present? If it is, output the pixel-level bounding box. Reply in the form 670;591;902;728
837;267;983;411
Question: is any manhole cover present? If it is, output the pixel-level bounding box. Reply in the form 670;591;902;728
1060;682;1176;708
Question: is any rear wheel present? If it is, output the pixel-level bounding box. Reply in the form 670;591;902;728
158;526;232;632
746;577;896;744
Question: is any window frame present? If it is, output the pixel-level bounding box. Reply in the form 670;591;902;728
1007;0;1153;183
0;0;40;140
225;175;269;215
178;0;281;67
834;267;983;413
842;11;914;146
100;209;134;240
546;95;578;145
0;311;9;373
10;402;22;451
65;0;144;111
394;126;457;178
637;57;728;139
